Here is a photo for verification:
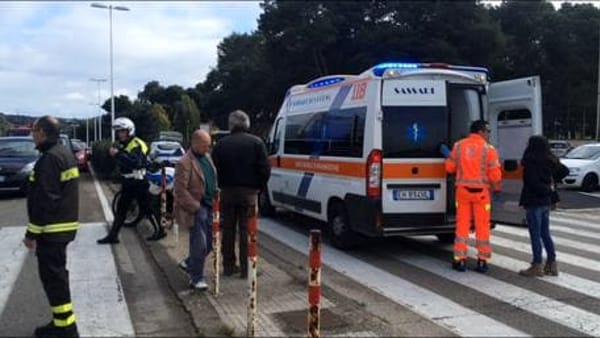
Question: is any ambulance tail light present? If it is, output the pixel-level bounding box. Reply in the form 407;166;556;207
367;149;382;198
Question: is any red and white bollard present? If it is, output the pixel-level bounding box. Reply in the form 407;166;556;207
308;230;321;338
246;205;259;338
212;193;221;296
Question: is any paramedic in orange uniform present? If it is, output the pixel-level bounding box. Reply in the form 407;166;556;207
445;120;502;273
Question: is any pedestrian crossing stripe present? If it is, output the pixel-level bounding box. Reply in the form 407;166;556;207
396;253;600;336
491;235;600;273
494;225;599;256
0;227;29;317
260;219;529;337
543;222;600;241
551;214;600;230
0;223;134;337
260;217;600;337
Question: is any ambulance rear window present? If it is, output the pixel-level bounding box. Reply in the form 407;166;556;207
382;106;448;158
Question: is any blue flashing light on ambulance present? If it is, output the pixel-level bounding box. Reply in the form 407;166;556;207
261;61;542;249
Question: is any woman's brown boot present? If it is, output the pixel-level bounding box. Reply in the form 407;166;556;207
519;263;544;277
544;261;559;276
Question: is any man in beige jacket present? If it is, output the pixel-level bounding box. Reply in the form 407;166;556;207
173;130;217;290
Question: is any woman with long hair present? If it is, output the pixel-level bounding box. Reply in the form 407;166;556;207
518;135;569;277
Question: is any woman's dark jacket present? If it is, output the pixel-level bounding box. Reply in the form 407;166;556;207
519;155;569;208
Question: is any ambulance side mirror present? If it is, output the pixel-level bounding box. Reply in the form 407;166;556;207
503;159;518;172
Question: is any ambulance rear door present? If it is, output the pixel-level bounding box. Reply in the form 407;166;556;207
488;76;542;226
380;79;449;229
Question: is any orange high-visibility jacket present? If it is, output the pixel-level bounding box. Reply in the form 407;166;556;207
445;133;502;190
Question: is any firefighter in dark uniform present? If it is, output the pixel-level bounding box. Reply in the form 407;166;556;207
24;116;80;338
97;117;166;244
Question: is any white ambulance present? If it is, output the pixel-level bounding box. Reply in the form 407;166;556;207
260;62;542;249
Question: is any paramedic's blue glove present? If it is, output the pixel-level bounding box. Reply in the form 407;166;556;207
440;144;451;158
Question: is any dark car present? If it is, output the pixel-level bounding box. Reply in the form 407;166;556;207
0;136;39;195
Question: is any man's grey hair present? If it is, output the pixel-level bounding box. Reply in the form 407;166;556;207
228;110;250;131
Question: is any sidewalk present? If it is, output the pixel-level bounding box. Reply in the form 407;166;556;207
143;223;379;337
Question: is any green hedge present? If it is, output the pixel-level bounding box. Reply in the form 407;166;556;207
90;140;118;179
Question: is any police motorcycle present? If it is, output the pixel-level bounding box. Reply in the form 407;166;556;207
111;143;182;227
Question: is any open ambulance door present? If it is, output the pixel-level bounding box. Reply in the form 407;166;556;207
488;76;542;226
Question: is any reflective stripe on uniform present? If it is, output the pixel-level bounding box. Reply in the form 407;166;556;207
484;203;491;211
476;239;490;247
54;314;76;327
27;222;79;234
480;145;488;182
52;302;73;314
125;137;149;155
454;236;468;244
60;167;79;182
454;252;467;259
29;170;35;182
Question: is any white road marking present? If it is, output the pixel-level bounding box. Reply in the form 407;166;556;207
394;253;600;337
494;226;599;255
260;218;529;337
68;223;135;337
0;223;134;336
545;224;600;241
462;245;600;301
491;236;600;273
89;166;114;223
550;215;600;230
0;227;28;316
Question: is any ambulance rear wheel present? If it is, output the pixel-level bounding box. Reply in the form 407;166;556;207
328;202;357;250
259;188;276;217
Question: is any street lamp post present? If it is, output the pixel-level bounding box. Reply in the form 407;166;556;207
90;78;107;141
91;2;129;142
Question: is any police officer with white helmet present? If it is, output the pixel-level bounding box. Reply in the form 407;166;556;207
97;117;166;244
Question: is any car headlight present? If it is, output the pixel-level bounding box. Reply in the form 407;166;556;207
20;161;35;174
569;167;580;175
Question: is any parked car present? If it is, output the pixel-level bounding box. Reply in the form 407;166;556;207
71;139;89;171
560;143;600;192
549;140;572;158
0;136;39;195
148;140;185;165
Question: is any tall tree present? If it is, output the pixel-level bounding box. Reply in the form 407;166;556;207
173;93;201;142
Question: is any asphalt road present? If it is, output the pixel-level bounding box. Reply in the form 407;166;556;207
0;172;196;337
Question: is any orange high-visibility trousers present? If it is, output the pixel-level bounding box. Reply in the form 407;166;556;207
454;186;492;262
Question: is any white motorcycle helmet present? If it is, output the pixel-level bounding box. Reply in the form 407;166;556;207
112;117;135;136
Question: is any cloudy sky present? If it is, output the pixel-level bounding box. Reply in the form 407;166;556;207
0;1;262;119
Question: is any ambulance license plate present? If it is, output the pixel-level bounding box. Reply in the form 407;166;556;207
393;189;433;201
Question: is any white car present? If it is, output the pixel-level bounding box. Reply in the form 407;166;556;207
549;140;572;158
148;141;185;165
560;143;600;192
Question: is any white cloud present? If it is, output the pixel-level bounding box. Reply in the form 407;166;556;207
0;1;261;118
65;92;86;101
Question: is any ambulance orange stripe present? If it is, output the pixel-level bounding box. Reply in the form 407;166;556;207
276;157;364;177
383;163;446;179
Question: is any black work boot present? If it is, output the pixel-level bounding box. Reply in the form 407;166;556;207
475;259;489;273
35;322;79;338
97;235;119;244
452;259;467;272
